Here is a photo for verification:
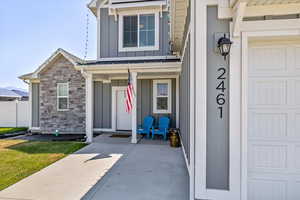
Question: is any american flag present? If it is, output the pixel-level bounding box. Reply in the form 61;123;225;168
126;70;134;113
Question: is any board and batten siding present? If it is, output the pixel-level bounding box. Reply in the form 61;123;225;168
94;80;128;129
99;8;171;58
94;81;112;129
179;35;190;163
93;79;176;129
206;6;230;190
137;79;176;128
32;83;40;128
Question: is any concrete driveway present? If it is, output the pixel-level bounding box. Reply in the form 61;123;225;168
0;134;189;200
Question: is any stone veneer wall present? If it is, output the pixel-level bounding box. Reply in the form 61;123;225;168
39;56;86;134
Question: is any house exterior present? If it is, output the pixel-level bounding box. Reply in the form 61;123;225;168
19;0;300;199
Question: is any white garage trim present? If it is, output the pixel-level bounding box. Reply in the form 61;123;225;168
240;29;300;200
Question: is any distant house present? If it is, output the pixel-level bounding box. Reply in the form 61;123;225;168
11;89;29;101
0;88;28;101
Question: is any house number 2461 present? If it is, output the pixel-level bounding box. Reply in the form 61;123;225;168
216;67;226;119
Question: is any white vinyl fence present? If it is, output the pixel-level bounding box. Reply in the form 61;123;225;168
0;101;29;127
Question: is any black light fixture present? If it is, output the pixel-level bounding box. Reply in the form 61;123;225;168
218;34;232;60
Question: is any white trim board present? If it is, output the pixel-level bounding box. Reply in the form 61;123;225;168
97;6;101;60
194;0;207;198
97;55;179;61
109;0;167;9
93;128;114;132
93;75;179;82
152;79;172;114
118;11;160;52
240;18;300;33
179;133;191;175
176;75;180;128
189;0;195;199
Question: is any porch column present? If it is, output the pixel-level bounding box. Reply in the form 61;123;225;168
28;81;32;130
86;73;93;143
131;72;137;144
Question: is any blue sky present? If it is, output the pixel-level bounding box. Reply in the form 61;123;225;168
0;0;97;90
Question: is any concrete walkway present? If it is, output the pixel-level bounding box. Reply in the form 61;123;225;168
0;134;189;200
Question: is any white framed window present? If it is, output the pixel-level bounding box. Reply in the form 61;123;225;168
57;83;69;111
118;12;159;52
153;80;172;114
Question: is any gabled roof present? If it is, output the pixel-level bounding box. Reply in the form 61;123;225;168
87;0;99;16
19;48;84;80
88;0;107;16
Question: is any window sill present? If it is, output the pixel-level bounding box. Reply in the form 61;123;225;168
57;109;69;112
153;110;171;114
119;46;159;52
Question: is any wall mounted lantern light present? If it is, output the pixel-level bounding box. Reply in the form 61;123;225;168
217;34;232;60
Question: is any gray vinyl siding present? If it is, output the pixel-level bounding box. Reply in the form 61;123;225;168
93;79;176;129
179;35;190;163
137;79;176;128
94;81;112;129
206;6;230;190
32;83;40;127
100;8;171;58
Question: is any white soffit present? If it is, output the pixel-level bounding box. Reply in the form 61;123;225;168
109;0;167;9
171;0;188;53
247;0;300;6
225;0;300;20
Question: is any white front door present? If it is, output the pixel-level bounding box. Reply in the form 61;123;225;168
116;89;132;130
247;40;300;200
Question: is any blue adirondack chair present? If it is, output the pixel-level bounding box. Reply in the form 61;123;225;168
137;116;154;139
152;117;170;140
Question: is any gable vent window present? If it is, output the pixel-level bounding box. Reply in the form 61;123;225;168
119;12;159;52
57;83;69;111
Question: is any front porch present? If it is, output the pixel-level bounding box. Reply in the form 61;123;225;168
77;58;181;143
0;134;189;200
82;134;189;200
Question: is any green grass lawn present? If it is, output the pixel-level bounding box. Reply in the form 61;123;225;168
0;140;86;191
0;127;28;135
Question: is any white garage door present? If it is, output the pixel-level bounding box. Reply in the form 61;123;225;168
248;40;300;200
